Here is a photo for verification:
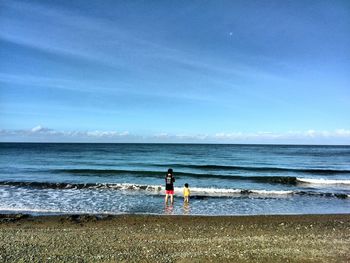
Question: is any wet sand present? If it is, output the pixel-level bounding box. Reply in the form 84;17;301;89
0;213;349;262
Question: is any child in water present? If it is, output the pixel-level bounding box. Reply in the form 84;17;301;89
183;183;190;203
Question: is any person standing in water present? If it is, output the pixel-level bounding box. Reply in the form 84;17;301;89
165;168;175;205
183;183;190;203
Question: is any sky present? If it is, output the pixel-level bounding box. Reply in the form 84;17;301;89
0;0;349;144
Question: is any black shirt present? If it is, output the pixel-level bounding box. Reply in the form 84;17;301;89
165;174;175;190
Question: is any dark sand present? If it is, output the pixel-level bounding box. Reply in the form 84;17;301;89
0;214;349;262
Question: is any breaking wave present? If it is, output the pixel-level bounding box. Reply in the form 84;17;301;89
0;181;348;199
296;178;350;185
53;169;350;186
53;169;299;185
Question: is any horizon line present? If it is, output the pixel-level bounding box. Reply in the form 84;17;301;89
1;141;349;146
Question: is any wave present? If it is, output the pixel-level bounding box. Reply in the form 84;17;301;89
175;187;294;196
53;169;300;185
53;167;350;178
164;164;350;174
55;169;350;186
0;181;348;199
55;168;165;176
296;178;350;185
0;181;162;191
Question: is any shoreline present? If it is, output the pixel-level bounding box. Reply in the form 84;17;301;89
1;211;350;217
1;213;349;262
1;212;349;224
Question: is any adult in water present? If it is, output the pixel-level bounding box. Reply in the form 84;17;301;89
165;168;175;205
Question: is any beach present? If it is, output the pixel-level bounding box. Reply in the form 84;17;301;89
0;214;349;262
1;144;349;262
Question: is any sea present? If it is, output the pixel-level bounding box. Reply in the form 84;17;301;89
0;143;349;216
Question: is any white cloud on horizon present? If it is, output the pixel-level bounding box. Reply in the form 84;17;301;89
213;130;350;142
1;126;350;144
0;126;130;140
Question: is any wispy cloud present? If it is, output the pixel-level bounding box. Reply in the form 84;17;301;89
0;73;82;91
0;0;285;82
0;0;293;110
1;126;349;144
0;1;145;66
1;0;348;138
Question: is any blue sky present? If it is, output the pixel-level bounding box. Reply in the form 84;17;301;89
0;0;349;143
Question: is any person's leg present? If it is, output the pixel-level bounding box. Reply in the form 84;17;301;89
165;194;169;204
170;194;174;204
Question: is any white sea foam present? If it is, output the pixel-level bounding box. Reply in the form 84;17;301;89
104;184;294;196
249;190;294;195
77;184;296;196
0;182;347;199
173;186;242;196
103;183;162;191
0;207;126;215
0;207;63;213
297;178;350;185
171;186;293;196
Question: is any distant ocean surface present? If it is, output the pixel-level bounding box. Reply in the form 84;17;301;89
0;143;349;216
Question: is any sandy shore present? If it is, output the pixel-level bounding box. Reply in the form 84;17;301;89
0;214;349;262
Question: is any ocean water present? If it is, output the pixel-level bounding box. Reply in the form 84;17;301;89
0;143;349;216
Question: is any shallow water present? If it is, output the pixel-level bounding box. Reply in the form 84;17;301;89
0;143;349;215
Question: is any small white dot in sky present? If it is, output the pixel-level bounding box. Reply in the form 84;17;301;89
229;32;233;36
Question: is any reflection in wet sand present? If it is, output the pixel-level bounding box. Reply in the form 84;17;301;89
183;202;190;215
164;204;174;215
